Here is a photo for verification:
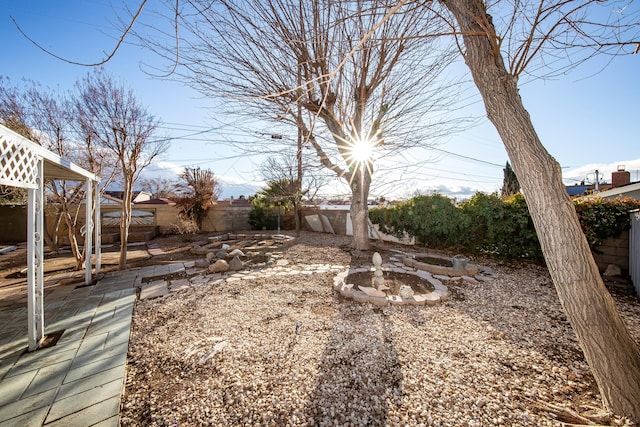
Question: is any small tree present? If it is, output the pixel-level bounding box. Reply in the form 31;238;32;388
249;178;298;231
500;161;520;198
75;68;167;270
175;167;221;231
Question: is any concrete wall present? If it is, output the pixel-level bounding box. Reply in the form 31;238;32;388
592;231;629;272
0;205;28;243
202;205;252;232
300;207;349;235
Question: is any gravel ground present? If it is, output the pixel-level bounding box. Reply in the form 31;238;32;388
120;232;640;426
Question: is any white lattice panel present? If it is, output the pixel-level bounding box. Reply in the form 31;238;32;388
0;135;39;189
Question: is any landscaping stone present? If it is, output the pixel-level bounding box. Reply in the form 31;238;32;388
228;256;243;271
209;260;229;273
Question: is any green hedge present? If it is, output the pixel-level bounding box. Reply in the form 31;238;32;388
369;193;640;260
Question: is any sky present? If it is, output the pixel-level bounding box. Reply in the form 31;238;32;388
1;1;638;200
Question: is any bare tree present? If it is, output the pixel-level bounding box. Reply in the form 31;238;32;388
138;177;179;199
175;167;221;231
437;0;640;420
0;77;116;267
135;0;463;250
0;77;32;205
75;68;167;270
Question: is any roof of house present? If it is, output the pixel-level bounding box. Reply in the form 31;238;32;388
565;185;590;196
592;182;640;200
104;190;151;202
136;198;176;205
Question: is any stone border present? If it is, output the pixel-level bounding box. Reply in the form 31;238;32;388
333;266;449;307
207;233;296;244
402;253;479;277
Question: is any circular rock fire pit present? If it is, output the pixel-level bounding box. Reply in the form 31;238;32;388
333;266;449;307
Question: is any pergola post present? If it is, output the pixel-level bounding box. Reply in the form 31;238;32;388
94;180;102;274
84;178;93;285
27;158;45;352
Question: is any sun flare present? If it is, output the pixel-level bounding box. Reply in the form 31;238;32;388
348;137;376;166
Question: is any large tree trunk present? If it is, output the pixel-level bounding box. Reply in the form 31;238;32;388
350;169;372;251
443;0;640;420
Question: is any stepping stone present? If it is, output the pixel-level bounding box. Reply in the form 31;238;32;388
358;286;386;298
421;292;441;305
369;296;388;307
462;275;479;284
147;244;166;256
0;245;17;254
388;295;409;306
170;279;191;292
433;286;449;301
139;281;168;300
351;290;370;303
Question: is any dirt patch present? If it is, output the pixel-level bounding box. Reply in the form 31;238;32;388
345;271;435;295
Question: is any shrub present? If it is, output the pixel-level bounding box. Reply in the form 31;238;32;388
371;194;465;248
458;192;541;259
370;193;639;260
574;197;640;248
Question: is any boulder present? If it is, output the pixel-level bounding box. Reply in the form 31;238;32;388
209;259;229;273
229;256;244;271
228;249;245;257
194;259;210;268
603;264;622;277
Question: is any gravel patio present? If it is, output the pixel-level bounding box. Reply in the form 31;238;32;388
118;231;640;426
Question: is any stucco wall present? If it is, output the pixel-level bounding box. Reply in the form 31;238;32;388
202;205;252;232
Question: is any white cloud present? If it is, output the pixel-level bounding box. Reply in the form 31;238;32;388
563;158;640;186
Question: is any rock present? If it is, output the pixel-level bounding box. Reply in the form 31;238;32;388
399;285;415;299
603;264;622;277
351;290;370;303
206;251;217;262
339;284;354;298
228;249;245;257
209;259;229;273
194;259;210;268
229;256;243;271
388;295;408;306
216;251;228;259
369;295;389;307
221;243;230;250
